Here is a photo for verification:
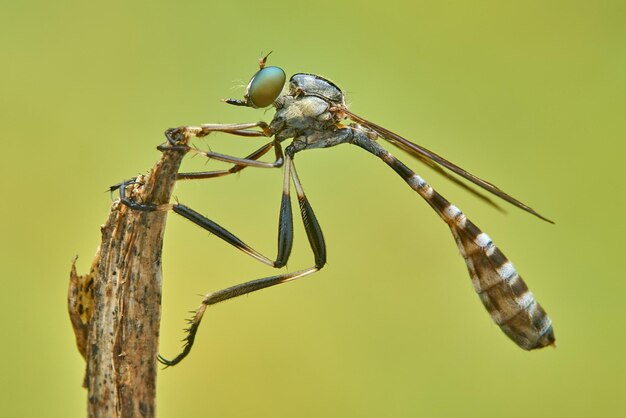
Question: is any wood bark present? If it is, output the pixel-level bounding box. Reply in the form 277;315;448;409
69;143;188;418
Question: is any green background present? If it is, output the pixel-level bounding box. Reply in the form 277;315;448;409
2;1;624;417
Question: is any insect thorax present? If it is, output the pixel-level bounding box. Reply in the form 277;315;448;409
269;73;348;145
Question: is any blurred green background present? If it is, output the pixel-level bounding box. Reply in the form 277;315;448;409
2;1;624;417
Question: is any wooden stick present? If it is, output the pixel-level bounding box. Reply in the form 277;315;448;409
69;138;189;418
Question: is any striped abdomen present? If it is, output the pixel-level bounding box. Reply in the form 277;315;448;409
407;168;554;349
364;139;555;349
448;219;555;349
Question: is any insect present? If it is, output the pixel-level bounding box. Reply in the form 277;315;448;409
118;53;555;366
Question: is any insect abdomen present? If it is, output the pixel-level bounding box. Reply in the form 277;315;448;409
404;168;555;349
357;141;555;350
450;223;555;350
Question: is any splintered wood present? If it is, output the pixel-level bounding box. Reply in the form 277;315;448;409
69;143;187;418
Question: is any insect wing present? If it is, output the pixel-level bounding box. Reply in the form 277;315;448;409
343;109;553;223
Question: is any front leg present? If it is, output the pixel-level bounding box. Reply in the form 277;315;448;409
162;121;271;149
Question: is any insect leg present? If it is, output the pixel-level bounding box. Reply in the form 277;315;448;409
163;121;271;147
158;153;327;366
157;121;279;178
288;153;326;268
185;137;284;169
177;141;274;180
351;131;555;350
158;267;318;366
116;161;292;268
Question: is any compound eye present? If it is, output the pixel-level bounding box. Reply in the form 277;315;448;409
247;66;286;108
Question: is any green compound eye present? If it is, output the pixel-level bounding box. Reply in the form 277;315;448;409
246;66;286;108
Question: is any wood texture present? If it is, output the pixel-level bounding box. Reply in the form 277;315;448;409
69;142;188;418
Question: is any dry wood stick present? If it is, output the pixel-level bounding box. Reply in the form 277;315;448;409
69;137;189;418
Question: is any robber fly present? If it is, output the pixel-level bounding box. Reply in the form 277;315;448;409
118;53;555;366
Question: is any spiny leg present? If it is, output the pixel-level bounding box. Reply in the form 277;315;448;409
158;153;327;366
351;131;555;350
158;267;318;367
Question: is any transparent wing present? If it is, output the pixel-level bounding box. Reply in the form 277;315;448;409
343;109;553;223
